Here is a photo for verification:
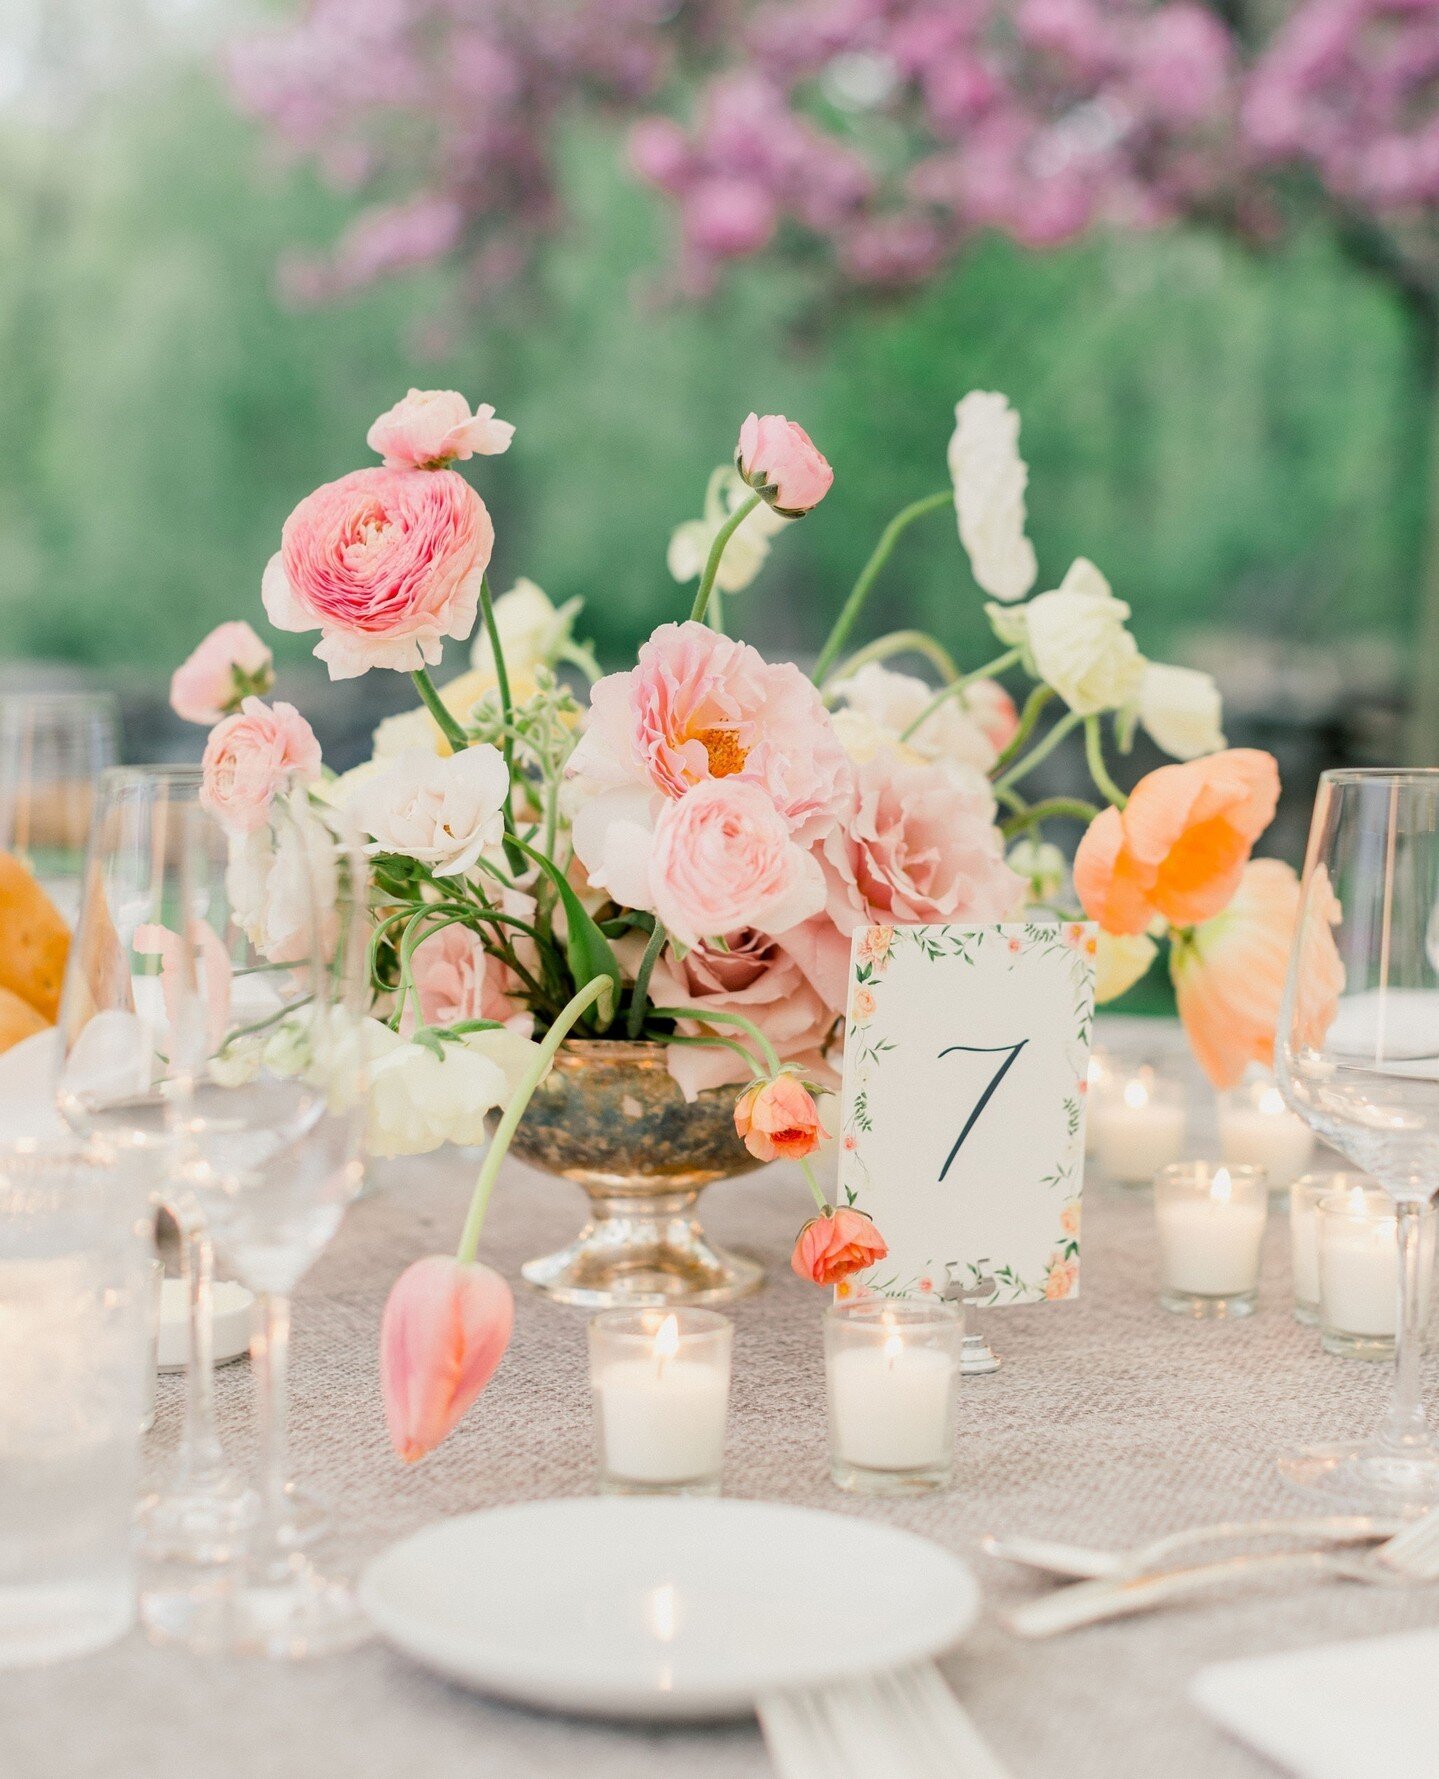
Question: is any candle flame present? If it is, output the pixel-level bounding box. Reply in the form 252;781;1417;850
1258;1086;1286;1117
883;1329;905;1366
1210;1167;1233;1204
1122;1078;1150;1111
652;1314;680;1368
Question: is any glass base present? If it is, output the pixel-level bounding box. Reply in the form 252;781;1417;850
279;1479;329;1549
829;1457;954;1497
522;1197;762;1308
137;1472;259;1565
140;1552;368;1659
1321;1328;1394;1363
597;1473;721;1498
1159;1287;1257;1319
1293;1302;1319;1326
1278;1439;1439;1512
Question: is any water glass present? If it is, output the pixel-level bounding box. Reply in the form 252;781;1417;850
0;1144;153;1667
0;691;118;919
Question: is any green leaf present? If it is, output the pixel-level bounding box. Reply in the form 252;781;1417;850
510;837;622;1031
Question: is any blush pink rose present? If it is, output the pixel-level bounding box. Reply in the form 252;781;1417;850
200;697;322;833
650;928;839;1099
169;622;273;725
262;466;493;679
736;412;834;515
366;388;514;470
649;778;826;948
406;921;534;1037
783;755;1024;1008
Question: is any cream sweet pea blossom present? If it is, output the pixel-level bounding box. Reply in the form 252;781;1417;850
667;467;790;594
345;744;509;876
948;392;1038;604
362;1020;542;1159
1095;931;1159;1004
226;793;339;964
469;579;586;678
991;559;1144;716
829;662;1011;773
1135;662;1226;760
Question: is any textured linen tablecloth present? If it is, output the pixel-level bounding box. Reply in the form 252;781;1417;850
6;1024;1439;1779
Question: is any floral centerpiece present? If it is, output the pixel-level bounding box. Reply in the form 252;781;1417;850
176;385;1292;1460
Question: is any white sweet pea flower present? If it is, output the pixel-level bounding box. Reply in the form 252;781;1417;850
829;706;924;767
470;578;587;679
226;793;339;963
948;391;1038;604
1007;837;1068;905
999;559;1144;716
361;1019;545;1159
343;744;508;877
829;661;1002;773
667;466;790;594
1135;662;1226;761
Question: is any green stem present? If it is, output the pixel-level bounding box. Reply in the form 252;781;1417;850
820;629;959;695
410;669;469;756
662;1032;769;1078
812;490;952;684
651;1005;782;1077
994;708;1084;793
999;796;1101;838
992;684;1054;772
1084;715;1129;808
898;648;1022;743
456;976;612;1264
626;920;669;1040
800;1158;829;1214
479;573;523;865
690;492;762;624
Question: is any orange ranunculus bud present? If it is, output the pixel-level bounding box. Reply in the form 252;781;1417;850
790;1207;888;1286
733;1073;825;1162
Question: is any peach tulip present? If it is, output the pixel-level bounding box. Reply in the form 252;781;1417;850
379;1255;514;1462
734;1072;826;1162
1074;747;1280;936
791;1207;888;1286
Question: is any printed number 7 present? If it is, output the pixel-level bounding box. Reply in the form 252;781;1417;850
936;1042;1028;1182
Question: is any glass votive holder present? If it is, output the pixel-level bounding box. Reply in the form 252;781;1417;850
1289;1172;1367;1326
1089;1062;1187;1188
1154;1163;1268;1318
1218;1076;1315;1196
588;1309;731;1497
824;1298;962;1496
1317;1187;1436;1362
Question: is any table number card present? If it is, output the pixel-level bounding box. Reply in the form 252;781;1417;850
837;922;1096;1306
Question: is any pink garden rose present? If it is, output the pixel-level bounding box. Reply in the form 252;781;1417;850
366;388;515;470
649;927;838;1099
169;622;273;725
261;466;493;679
200;697;322;833
783;754;1024;1007
406;921;534;1037
736;412;833;515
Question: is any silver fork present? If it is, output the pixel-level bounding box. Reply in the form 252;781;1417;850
1007;1507;1439;1638
982;1514;1400;1581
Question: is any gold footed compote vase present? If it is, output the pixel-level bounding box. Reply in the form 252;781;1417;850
505;1041;765;1308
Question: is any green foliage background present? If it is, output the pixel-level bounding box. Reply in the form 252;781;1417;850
0;64;1427;677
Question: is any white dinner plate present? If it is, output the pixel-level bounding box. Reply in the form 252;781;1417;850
359;1496;980;1720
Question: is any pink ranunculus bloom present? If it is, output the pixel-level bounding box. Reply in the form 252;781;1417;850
366;388;515;470
964;678;1020;753
379;1255;514;1462
782;755;1025;1008
734;1072;826;1163
261;466;493;680
735;412;833;516
200;697;322;833
791;1206;888;1286
650;928;838;1100
650;778;826;948
169;622;273;725
566;621;850;911
406;920;534;1037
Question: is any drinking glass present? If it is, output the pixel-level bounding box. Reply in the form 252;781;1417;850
55;765;256;1561
1276;768;1439;1507
141;792;371;1656
0;691;118;921
0;1142;153;1666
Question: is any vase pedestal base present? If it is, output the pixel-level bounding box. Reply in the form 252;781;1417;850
521;1191;763;1309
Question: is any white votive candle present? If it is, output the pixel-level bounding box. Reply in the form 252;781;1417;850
1091;1070;1187;1186
1317;1188;1436;1359
1219;1081;1315;1192
824;1299;962;1495
1155;1163;1268;1317
1290;1172;1366;1324
589;1309;731;1494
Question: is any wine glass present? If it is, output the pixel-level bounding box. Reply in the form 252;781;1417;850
55;764;258;1561
140;791;372;1656
0;690;118;921
1276;768;1439;1508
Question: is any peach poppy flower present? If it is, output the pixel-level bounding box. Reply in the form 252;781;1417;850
1170;858;1341;1091
1074;749;1280;936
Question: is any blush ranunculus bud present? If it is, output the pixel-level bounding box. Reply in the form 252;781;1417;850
199;697;322;833
366;388;515;470
170;622;274;724
379;1255;515;1462
735;412;834;516
733;1072;826;1162
790;1206;888;1286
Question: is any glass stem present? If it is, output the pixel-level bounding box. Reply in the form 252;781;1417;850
178;1223;225;1484
1380;1201;1430;1452
251;1292;293;1578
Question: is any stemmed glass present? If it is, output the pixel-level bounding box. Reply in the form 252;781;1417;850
142;791;371;1655
1276;768;1439;1508
55;765;257;1561
0;691;118;920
